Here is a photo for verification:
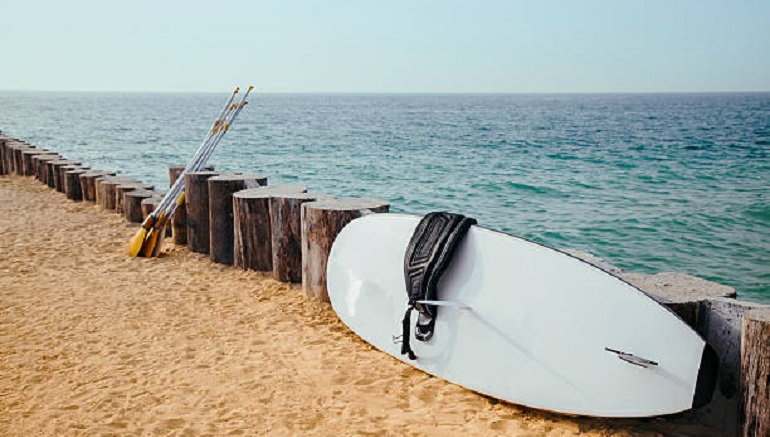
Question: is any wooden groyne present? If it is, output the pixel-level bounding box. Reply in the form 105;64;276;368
1;131;768;436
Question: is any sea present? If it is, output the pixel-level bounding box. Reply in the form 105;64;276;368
0;92;768;302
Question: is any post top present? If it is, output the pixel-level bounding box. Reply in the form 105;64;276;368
209;173;267;183
303;198;390;212
270;192;335;201
234;185;307;199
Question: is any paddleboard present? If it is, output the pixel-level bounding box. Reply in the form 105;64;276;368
327;213;717;417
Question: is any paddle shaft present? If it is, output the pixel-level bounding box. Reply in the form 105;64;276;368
151;90;241;217
162;99;250;219
155;87;252;218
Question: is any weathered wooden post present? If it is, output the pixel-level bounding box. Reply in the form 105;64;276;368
97;177;136;211
48;159;79;190
740;308;770;437
115;182;153;214
168;166;211;246
0;139;8;175
0;137;6;175
65;168;89;201
4;141;23;175
12;143;34;175
94;176;111;207
208;174;267;265
21;149;51;176
185;171;220;254
58;164;87;193
232;185;307;271
301;199;390;302
46;159;60;188
32;154;58;182
34;154;59;183
79;171;116;202
1;140;20;175
270;192;335;283
4;141;24;175
52;160;78;191
0;140;7;175
125;190;157;223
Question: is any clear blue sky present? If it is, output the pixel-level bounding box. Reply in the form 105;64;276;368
1;0;768;93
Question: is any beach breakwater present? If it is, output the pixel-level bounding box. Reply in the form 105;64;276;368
1;130;769;435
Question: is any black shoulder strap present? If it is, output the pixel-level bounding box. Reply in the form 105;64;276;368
401;212;476;360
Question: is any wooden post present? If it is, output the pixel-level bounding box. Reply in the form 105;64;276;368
1;141;18;175
48;159;79;190
32;154;58;182
34;154;59;183
0;138;6;175
79;171;115;202
0;137;6;175
690;298;768;434
65;169;89;201
97;177;136;211
125;190;157;223
115;183;153;214
4;141;24;175
21;150;51;176
740;308;770;437
301;199;390;302
169;165;213;246
232;185;307;271
58;164;87;193
270;192;335;283
208;174;267;265
12;144;34;175
185;171;220;254
3;141;20;175
54;161;81;191
0;140;7;175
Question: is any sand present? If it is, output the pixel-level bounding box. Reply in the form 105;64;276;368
0;175;720;436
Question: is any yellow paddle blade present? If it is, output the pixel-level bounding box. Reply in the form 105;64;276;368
140;229;160;258
140;214;168;258
151;224;166;258
127;216;156;257
127;227;148;257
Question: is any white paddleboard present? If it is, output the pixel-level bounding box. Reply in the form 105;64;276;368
327;213;717;417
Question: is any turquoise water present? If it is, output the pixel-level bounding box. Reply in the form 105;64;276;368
1;92;768;302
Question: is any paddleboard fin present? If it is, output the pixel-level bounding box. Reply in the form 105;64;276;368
401;212;476;360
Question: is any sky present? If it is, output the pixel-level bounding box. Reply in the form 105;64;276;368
0;0;768;93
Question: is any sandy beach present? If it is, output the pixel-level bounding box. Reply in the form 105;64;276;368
0;175;720;436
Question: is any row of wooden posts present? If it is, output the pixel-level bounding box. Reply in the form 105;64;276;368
0;135;389;302
1;133;768;436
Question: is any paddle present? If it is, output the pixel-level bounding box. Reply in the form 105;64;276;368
128;89;238;256
129;86;253;257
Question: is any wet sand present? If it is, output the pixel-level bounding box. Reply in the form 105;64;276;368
0;175;719;436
